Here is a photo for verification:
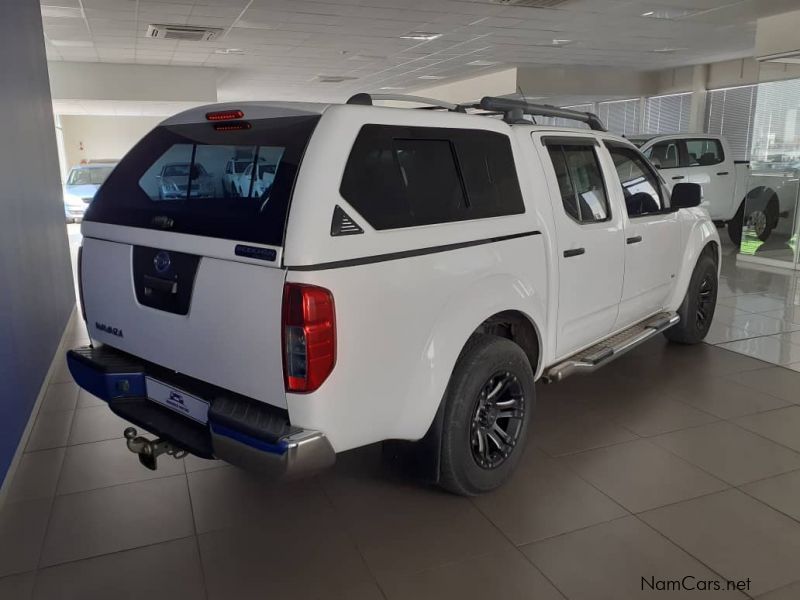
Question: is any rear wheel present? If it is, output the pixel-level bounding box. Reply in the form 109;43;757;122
438;335;534;496
728;193;779;246
664;252;718;344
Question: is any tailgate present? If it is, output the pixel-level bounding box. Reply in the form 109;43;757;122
81;236;288;407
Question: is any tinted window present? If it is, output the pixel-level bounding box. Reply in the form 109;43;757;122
86;115;319;246
686;138;724;166
644;140;680;169
340;125;524;230
606;143;666;217
546;144;609;223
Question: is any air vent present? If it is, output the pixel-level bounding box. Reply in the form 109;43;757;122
146;24;222;42
331;206;364;236
488;0;571;7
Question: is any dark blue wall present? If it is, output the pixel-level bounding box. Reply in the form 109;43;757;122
0;0;75;483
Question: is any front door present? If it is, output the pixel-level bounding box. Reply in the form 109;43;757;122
642;137;688;191
536;134;625;359
604;142;682;328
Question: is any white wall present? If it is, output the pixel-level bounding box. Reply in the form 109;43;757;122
49;62;217;103
60;115;162;170
411;68;517;103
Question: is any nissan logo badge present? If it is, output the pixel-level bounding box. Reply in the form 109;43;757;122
153;251;171;274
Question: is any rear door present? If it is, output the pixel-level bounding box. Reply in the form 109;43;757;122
682;137;736;220
536;134;625;358
80;110;320;408
603;141;681;328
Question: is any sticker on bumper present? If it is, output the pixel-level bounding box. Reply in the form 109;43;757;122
146;377;209;424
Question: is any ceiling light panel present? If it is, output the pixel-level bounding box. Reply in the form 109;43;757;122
400;32;443;41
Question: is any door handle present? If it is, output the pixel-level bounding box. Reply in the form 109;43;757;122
563;248;585;258
626;235;643;244
671;175;685;180
716;171;729;176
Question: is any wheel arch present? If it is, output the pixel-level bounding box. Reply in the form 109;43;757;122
667;217;721;310
471;310;542;377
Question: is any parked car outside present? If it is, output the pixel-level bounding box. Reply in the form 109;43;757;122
63;162;116;222
157;163;215;199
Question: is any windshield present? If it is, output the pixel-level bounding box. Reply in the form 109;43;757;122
87;115;320;246
67;166;114;186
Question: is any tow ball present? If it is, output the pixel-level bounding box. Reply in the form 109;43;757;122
124;427;188;471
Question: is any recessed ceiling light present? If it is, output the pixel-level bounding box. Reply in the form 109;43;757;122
41;6;82;18
400;31;442;41
650;47;685;53
347;54;388;61
49;39;94;47
317;75;358;83
640;8;697;19
467;59;500;66
233;19;272;30
379;86;406;90
552;39;573;45
215;48;245;55
418;75;445;80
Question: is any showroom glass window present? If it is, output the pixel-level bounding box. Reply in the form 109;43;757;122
546;143;610;223
86;115;320;246
340;125;525;230
606;144;667;217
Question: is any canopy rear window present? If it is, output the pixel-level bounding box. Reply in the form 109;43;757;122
86;115;320;246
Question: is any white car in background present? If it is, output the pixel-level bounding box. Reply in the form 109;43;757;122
631;134;798;245
222;158;253;196
233;162;276;197
63;162;116;222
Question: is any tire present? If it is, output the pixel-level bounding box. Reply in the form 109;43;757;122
438;334;535;496
729;193;779;246
664;252;718;344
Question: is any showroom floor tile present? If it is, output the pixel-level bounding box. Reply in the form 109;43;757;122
6;241;800;598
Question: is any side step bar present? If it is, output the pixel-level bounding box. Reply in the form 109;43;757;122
544;311;679;383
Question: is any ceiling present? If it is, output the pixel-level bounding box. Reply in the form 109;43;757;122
40;0;800;102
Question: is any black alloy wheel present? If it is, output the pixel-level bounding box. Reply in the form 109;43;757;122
470;371;526;470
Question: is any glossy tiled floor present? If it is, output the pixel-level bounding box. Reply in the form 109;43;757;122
707;238;800;369
3;235;800;599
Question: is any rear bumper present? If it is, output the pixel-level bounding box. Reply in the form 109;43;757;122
66;345;335;478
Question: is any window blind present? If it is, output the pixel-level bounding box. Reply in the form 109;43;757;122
643;92;692;134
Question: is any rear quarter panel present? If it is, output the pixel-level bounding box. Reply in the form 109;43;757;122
282;107;551;451
285;235;548;452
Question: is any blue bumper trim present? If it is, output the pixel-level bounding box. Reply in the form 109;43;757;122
209;423;289;455
67;353;146;402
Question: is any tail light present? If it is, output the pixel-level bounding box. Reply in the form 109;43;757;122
206;109;244;121
282;283;336;393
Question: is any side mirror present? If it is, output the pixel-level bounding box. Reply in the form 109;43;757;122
671;182;702;209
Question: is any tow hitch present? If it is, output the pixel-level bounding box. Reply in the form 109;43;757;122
124;427;188;470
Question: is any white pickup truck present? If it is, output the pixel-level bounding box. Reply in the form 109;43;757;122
67;97;720;495
631;133;797;246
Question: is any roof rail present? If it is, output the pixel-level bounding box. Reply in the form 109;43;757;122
346;93;465;112
475;97;607;131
